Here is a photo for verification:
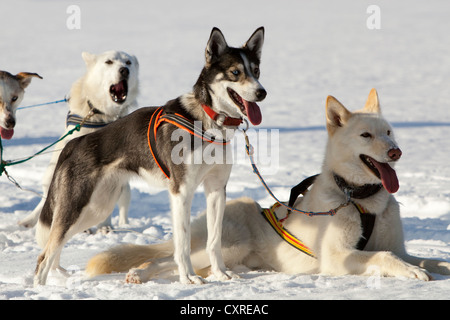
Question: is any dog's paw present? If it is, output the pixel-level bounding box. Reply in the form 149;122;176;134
401;265;432;281
180;274;207;285
97;226;113;235
427;261;450;276
125;268;144;284
411;268;432;281
226;270;241;279
213;269;240;281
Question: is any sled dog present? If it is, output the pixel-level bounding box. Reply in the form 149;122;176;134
0;71;42;140
34;27;266;286
87;89;450;283
19;51;139;230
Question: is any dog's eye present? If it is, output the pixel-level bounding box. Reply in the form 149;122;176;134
11;96;18;102
105;60;113;65
360;132;372;138
126;60;132;65
231;69;240;76
253;67;260;77
387;130;391;136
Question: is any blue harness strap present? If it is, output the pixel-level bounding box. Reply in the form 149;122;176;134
66;113;109;129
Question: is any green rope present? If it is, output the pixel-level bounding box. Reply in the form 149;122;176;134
0;124;81;177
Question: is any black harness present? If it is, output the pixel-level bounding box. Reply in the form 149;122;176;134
287;174;379;251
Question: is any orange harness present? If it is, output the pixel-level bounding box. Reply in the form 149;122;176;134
147;106;232;179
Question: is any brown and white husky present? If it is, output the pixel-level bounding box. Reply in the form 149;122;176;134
33;27;266;286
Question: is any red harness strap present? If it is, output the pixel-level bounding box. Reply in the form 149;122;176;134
202;105;243;127
147;107;231;179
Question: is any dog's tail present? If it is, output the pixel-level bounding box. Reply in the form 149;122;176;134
85;241;174;277
35;219;51;249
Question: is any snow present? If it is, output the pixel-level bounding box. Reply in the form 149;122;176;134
1;0;450;301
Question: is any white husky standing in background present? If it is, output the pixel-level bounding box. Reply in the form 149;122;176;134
86;89;450;283
18;50;139;231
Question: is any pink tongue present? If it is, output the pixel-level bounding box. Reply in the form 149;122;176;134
243;100;262;125
371;159;399;193
0;127;14;140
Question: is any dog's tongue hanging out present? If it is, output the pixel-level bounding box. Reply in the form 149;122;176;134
372;160;399;193
0;127;14;140
243;100;262;126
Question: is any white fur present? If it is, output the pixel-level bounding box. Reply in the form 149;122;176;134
19;50;139;230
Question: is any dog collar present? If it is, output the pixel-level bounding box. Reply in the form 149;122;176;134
66;113;110;129
66;101;111;128
87;100;105;115
333;173;382;200
202;105;243;127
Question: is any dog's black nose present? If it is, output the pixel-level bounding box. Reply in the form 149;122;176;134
119;67;129;78
5;116;15;129
256;88;267;101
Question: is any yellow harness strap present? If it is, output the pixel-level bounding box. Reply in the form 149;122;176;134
261;203;315;258
261;201;373;256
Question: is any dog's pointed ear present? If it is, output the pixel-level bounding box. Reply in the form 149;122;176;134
205;27;228;66
326;95;352;135
15;72;43;89
244;27;265;61
82;52;96;67
131;55;139;69
363;88;381;113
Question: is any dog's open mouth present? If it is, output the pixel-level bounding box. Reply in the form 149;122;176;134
110;79;128;104
227;88;262;125
360;154;399;193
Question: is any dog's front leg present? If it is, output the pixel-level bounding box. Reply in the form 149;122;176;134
169;187;205;284
322;248;432;281
203;174;239;281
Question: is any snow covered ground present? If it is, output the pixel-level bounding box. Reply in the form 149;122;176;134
0;0;449;301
